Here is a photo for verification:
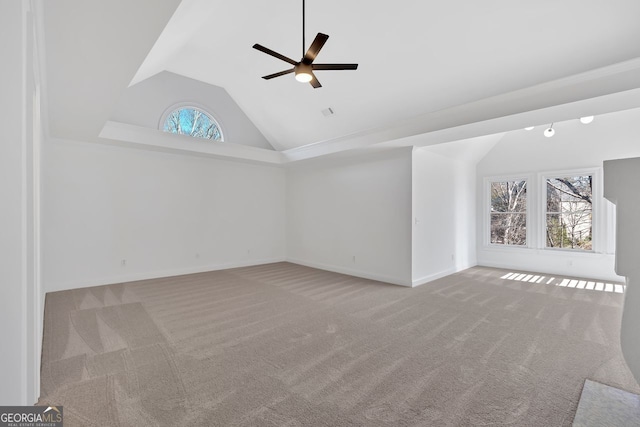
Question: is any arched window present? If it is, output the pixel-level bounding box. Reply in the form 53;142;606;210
161;106;223;141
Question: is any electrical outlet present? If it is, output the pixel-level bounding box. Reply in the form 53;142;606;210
195;253;200;259
352;255;356;263
121;259;126;267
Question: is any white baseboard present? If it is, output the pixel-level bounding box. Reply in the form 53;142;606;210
286;257;412;287
412;267;457;287
412;262;477;287
45;256;287;292
47;257;485;293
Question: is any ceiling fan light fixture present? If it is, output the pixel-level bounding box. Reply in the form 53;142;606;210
295;64;313;82
295;72;312;83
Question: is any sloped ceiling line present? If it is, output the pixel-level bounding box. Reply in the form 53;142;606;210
40;0;640;163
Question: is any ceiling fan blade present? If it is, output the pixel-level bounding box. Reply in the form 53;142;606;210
309;72;322;89
253;44;298;65
313;63;359;70
262;69;295;80
303;33;329;64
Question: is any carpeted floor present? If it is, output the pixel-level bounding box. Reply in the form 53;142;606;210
38;263;640;426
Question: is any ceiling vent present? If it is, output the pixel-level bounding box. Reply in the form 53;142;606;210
322;107;335;117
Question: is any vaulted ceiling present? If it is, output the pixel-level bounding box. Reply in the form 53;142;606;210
41;0;640;160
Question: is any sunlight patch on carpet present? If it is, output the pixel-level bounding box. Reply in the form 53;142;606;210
500;271;624;293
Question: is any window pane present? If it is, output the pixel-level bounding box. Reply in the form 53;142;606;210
162;107;222;141
491;213;526;245
546;176;592;250
546;213;592;250
490;180;527;246
491;181;527;212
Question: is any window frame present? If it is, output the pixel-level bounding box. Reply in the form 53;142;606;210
539;168;600;254
484;167;608;254
484;175;531;249
158;102;224;142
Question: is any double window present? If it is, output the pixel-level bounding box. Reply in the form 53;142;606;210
488;171;596;252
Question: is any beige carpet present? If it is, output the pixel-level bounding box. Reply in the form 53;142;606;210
39;263;639;426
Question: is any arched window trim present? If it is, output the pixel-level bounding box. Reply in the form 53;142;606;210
159;102;225;142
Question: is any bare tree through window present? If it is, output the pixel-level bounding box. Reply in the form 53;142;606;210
490;180;527;245
546;176;592;250
162;107;222;141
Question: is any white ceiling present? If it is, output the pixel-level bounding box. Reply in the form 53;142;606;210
39;0;640;160
131;0;640;151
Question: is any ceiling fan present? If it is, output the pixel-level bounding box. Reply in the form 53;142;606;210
252;0;358;88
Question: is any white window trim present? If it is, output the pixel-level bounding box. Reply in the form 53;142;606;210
483;175;532;249
483;168;609;254
605;201;616;255
158;102;225;142
538;167;601;254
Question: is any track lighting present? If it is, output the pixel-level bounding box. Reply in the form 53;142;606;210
544;124;555;138
526;116;595;136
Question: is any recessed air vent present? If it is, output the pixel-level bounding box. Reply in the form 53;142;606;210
322;107;335;117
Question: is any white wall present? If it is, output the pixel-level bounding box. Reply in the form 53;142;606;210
0;0;41;405
456;158;478;271
477;108;640;281
604;157;640;384
412;148;477;286
286;148;413;286
42;139;286;292
0;1;27;405
110;71;274;150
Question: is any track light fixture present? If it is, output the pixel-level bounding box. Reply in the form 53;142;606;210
525;115;595;137
524;116;594;138
544;123;555;138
